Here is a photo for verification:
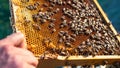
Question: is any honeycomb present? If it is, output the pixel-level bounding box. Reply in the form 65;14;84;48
11;0;120;58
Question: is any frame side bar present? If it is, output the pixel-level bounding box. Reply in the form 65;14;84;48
38;55;120;68
93;0;120;43
9;0;16;32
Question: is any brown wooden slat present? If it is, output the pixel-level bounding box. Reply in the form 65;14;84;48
37;55;120;68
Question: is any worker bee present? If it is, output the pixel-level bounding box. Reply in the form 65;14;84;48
32;24;41;30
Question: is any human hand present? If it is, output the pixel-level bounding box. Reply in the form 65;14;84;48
0;32;38;68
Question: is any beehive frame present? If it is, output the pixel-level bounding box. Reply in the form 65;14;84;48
10;0;120;68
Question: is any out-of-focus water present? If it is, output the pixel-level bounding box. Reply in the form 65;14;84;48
98;0;120;32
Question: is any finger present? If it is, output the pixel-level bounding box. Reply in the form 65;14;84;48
25;63;36;68
22;50;38;67
0;32;26;49
18;62;36;68
24;55;38;67
20;50;38;67
12;47;38;66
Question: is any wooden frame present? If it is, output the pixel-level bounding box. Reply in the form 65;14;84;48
10;0;120;68
37;0;120;67
37;56;120;68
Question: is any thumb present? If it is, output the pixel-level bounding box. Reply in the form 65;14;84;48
0;32;27;49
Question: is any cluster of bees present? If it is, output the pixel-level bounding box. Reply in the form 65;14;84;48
25;0;120;57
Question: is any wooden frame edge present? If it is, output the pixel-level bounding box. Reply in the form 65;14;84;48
37;55;120;68
9;0;16;32
93;0;120;43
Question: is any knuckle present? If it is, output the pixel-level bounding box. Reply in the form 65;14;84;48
26;50;34;57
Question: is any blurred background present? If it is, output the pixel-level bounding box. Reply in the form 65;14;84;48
0;0;120;39
0;0;12;39
98;0;120;33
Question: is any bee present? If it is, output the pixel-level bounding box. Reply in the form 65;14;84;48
32;24;41;30
26;5;36;10
51;28;56;33
65;42;72;48
23;17;31;23
43;3;48;7
48;23;55;29
20;0;29;3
